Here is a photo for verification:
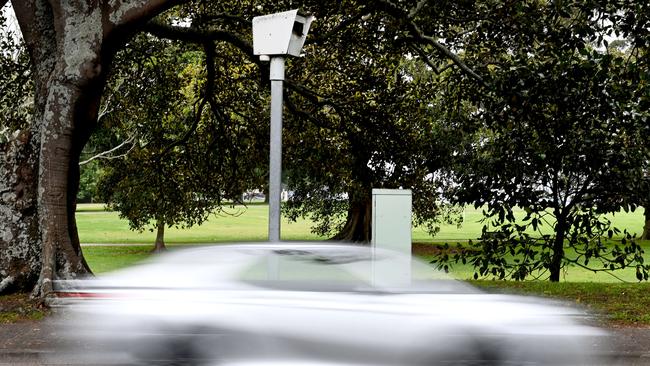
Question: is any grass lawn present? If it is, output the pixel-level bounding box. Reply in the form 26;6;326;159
77;203;650;282
77;204;323;243
77;204;650;282
84;246;153;274
73;203;650;326
77;203;648;244
412;206;646;242
473;281;650;327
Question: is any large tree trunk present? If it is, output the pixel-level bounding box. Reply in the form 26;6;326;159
642;206;650;240
0;129;41;293
0;0;55;294
36;76;97;297
549;214;566;282
152;220;166;253
1;0;184;298
331;198;372;243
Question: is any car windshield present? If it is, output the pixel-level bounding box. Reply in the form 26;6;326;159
237;248;478;294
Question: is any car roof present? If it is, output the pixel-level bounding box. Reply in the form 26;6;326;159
156;242;377;260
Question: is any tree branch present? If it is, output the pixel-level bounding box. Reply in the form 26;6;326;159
408;0;427;19
111;0;188;28
79;136;136;165
285;97;341;134
97;88;121;124
309;9;372;45
143;20;254;58
285;80;341;107
375;0;487;87
160;97;207;157
409;45;454;74
10;0;38;48
192;12;250;28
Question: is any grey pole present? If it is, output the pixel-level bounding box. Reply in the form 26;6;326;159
268;56;285;242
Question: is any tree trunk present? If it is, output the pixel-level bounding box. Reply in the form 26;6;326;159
549;214;566;282
1;0;185;298
331;198;372;243
36;77;96;297
0;129;41;293
0;0;55;294
642;206;650;240
152;220;166;253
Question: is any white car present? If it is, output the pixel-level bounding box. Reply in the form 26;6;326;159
52;243;607;365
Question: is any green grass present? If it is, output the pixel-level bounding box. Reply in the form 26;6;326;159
474;281;650;327
28;204;648;327
77;203;650;282
75;203;650;326
76;204;324;244
78;204;647;244
84;246;153;274
412;206;646;242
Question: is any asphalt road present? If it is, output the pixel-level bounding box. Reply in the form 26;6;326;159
2;321;650;365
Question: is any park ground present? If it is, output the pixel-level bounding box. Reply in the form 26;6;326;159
3;203;650;327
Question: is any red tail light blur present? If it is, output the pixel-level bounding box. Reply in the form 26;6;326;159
54;291;111;299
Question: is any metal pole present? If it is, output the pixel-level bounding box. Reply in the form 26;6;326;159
268;57;285;242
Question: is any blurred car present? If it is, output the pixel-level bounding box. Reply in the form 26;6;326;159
52;243;607;365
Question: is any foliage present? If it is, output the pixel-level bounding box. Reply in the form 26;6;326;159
77;160;102;203
432;0;650;281
283;48;462;240
95;34;266;233
188;0;469;240
0;12;32;138
81;0;471;242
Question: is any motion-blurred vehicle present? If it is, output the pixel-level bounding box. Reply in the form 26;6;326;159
52;243;606;365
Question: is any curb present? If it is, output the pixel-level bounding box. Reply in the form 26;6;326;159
0;349;53;357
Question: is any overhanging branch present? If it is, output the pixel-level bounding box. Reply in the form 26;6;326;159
79;136;136;165
143;20;254;59
309;9;372;45
375;0;487;87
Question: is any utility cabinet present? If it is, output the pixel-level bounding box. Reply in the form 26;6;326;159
371;189;412;285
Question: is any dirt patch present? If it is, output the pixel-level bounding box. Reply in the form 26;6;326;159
412;243;446;256
0;294;49;324
412;243;477;256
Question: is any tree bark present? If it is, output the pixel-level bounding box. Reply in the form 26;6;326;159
1;0;186;298
642;206;650;240
0;130;41;293
153;220;166;253
1;0;55;294
549;214;566;282
36;76;96;297
331;198;372;243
